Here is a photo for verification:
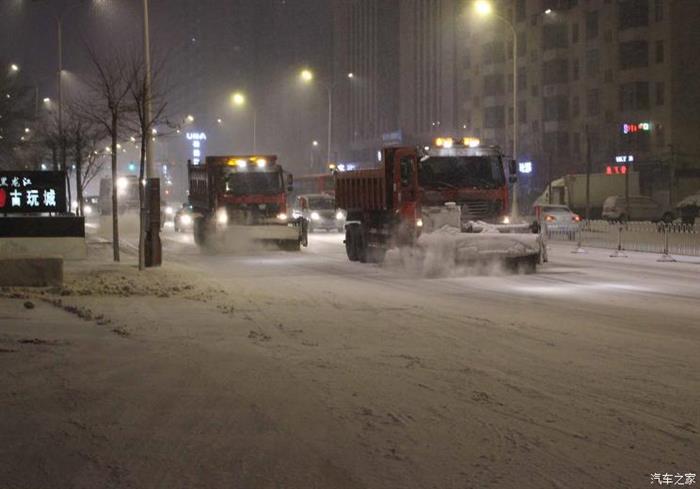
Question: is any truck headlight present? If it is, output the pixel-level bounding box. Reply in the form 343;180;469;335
502;216;511;224
416;218;424;228
277;213;288;221
336;211;345;220
216;208;228;225
310;211;321;221
180;214;193;226
165;206;174;216
84;205;93;216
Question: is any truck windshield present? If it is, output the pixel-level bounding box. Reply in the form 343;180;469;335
418;156;505;190
224;171;283;196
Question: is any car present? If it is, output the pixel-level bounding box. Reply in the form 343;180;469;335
173;203;195;232
292;194;345;232
530;204;581;236
676;192;700;225
83;196;100;217
602;195;674;223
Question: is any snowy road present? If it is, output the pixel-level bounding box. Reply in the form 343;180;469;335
153;229;700;488
1;225;698;489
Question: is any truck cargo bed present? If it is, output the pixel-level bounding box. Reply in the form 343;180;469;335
335;169;386;212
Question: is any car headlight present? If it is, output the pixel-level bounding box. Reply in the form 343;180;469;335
416;218;424;228
84;205;93;216
335;211;345;220
310;211;321;221
180;214;193;226
502;216;511;224
165;206;174;216
216;208;228;225
277;213;288;221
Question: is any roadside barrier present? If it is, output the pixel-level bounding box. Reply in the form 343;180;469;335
545;220;700;257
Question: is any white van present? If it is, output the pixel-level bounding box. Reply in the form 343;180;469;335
602;196;674;223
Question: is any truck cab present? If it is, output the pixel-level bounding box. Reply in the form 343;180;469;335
188;156;307;250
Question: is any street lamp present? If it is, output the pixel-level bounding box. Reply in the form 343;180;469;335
231;91;258;153
300;68;333;167
10;64;19;73
473;0;520;219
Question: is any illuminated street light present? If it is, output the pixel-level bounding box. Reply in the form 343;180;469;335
43;97;51;103
186;114;195;123
300;69;314;83
312;140;319;147
545;8;553;14
231;92;246;106
10;64;19;73
231;91;257;152
217;118;223;124
347;72;354;79
472;0;520;219
474;0;493;16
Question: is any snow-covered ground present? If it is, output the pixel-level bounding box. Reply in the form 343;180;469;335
1;227;698;489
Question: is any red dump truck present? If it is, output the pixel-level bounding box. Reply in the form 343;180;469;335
335;138;543;270
188;155;307;250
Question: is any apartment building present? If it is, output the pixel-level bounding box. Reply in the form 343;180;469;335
332;0;700;200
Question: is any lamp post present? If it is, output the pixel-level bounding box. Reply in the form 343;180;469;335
299;69;333;166
231;91;258;153
474;0;519;219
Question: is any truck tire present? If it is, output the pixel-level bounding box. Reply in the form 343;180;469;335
356;227;369;263
193;217;207;247
345;225;359;262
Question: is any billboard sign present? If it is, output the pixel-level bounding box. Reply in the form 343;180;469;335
0;171;67;214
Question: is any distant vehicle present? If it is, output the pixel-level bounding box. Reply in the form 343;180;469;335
293;194;344;232
537;172;640;219
602;195;675;223
83;195;100;217
292;173;335;198
676;192;700;225
531;204;581;237
174;203;194;232
99;175;140;215
188;155;307;250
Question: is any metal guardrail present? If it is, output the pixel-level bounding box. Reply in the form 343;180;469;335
544;220;700;257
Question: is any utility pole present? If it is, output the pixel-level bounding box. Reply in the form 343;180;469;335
585;126;592;221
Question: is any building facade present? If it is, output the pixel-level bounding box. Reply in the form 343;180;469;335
332;0;700;203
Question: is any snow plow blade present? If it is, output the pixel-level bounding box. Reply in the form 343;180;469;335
415;225;544;274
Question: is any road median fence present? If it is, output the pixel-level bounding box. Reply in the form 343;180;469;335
544;220;700;257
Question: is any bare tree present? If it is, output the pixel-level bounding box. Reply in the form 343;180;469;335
127;53;169;270
78;47;135;262
66;105;107;216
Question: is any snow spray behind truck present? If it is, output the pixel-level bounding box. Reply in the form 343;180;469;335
336;138;544;271
188;155;307;251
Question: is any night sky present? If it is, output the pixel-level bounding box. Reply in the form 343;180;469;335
1;0;332;176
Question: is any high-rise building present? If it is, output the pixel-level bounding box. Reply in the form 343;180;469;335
332;0;700;203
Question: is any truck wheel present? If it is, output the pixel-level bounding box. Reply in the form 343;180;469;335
662;212;674;224
345;225;359;261
356;228;369;263
193;217;207;247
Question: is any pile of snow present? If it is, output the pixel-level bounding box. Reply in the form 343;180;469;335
677;192;700;208
389;225;542;277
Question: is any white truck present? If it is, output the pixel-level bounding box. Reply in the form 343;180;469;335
536;172;640;219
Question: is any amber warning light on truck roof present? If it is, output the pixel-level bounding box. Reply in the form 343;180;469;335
434;137;480;149
226;157;268;168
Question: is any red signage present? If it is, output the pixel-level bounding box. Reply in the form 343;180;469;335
606;165;628;175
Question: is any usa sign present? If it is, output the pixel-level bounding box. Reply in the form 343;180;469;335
0;171;67;214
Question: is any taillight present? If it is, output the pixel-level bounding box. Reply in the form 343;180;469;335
572;214;581;222
545;215;556;222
